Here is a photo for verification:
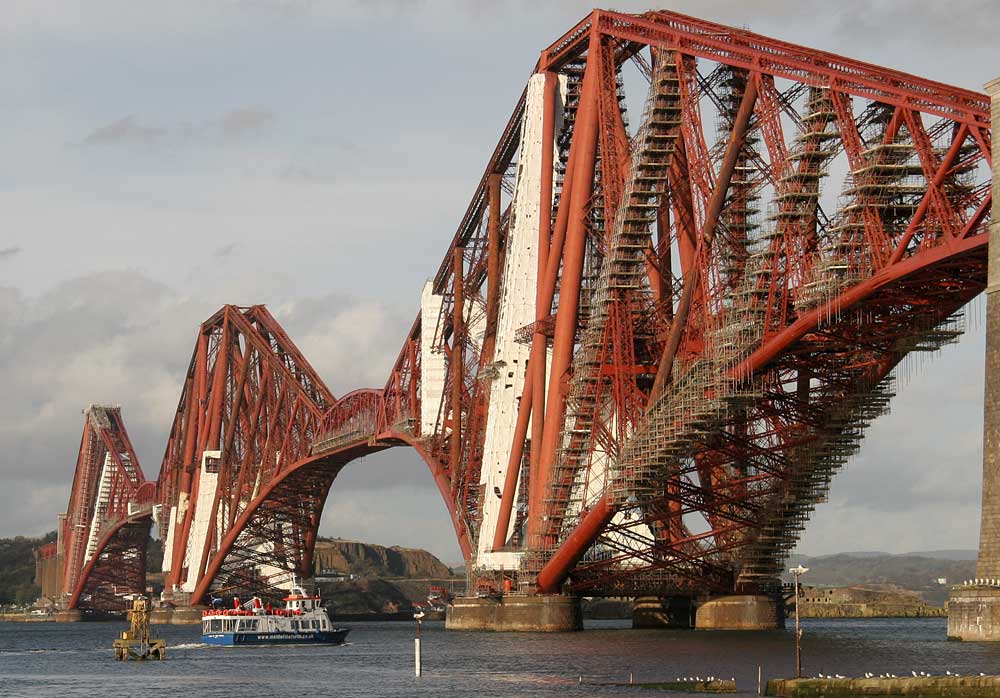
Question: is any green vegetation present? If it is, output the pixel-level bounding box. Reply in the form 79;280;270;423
0;532;54;605
0;532;163;606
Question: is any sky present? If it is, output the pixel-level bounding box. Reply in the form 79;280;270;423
1;0;997;565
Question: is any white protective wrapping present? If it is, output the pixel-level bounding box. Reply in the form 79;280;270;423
83;453;114;564
181;450;221;592
475;73;566;569
161;505;177;573
420;281;447;436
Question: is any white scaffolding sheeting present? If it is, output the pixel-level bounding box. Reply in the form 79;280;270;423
181;450;221;592
83;453;114;564
420;282;447;436
475;72;566;570
161;505;177;573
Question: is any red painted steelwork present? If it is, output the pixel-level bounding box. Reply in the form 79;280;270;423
47;9;992;605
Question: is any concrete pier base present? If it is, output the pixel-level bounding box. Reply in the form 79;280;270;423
54;609;84;623
632;596;694;628
149;605;206;625
694;594;784;630
445;595;582;632
947;585;1000;640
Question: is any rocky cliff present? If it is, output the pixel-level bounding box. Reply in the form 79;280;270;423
312;538;452;579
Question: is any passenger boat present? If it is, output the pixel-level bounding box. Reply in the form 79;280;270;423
201;580;349;646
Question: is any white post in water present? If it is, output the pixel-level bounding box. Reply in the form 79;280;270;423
790;565;809;678
414;611;425;677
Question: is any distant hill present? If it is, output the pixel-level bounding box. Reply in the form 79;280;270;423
312;538;454;579
785;551;977;605
903;549;978;561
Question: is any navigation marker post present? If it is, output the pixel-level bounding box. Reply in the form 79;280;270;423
789;565;810;678
414;611;425;677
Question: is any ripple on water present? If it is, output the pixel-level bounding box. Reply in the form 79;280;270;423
2;618;999;698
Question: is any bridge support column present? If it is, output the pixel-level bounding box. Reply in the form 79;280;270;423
632;596;694;628
445;595;582;632
694;595;784;630
949;76;1000;641
948;585;1000;640
54;609;83;622
149;605;207;625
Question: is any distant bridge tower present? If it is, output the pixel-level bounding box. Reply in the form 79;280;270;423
49;405;157;620
949;78;1000;640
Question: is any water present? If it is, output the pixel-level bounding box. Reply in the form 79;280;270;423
2;618;1000;698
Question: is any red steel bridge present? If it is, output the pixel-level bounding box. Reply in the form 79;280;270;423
41;9;991;615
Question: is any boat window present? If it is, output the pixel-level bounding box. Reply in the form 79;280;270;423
291;620;298;630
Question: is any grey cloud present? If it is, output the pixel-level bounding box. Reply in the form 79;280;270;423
81;115;165;146
213;242;240;259
0;246;21;259
79;107;275;149
216;106;276;139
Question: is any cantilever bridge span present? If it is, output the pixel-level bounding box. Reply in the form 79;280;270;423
44;9;991;620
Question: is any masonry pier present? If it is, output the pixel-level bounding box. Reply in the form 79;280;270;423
445;595;582;631
948;76;1000;641
632;594;783;630
53;609;83;623
149;605;206;625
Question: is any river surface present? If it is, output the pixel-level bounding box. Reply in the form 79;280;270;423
2;617;1000;697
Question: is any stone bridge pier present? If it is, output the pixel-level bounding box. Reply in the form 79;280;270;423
948;76;1000;641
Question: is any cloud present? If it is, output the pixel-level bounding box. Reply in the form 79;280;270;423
81;115;165;146
212;242;240;259
0;246;21;260
277;294;413;395
216;106;275;139
322;463;463;563
79;107;275;149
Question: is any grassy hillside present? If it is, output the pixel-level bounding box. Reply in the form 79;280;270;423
0;532;55;605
